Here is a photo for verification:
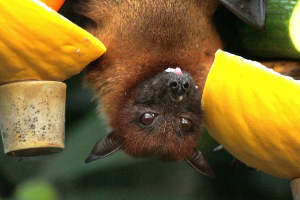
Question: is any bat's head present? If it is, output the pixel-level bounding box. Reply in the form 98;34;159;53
118;67;202;161
86;68;214;178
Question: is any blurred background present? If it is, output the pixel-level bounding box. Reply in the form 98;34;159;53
0;72;292;199
0;1;296;199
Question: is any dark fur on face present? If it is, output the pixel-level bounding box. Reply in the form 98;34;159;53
77;0;222;177
114;70;202;162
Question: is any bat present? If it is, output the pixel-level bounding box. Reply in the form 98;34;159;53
63;0;266;178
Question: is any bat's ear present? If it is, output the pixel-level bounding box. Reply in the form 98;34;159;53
85;132;123;163
219;0;266;30
185;148;215;178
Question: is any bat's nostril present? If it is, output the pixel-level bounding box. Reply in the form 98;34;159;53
168;81;179;89
182;81;190;90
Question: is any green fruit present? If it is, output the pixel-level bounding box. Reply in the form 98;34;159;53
237;0;300;59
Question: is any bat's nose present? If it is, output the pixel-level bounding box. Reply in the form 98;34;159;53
168;78;190;102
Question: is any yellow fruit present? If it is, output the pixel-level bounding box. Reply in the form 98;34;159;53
0;0;106;85
202;50;300;180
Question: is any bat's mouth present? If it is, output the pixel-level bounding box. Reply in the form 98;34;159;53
170;94;185;102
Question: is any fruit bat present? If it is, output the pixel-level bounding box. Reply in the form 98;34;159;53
64;0;266;178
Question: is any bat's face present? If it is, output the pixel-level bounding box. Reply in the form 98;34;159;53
85;68;214;177
114;68;202;161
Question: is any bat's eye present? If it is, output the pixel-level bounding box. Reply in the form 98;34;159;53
180;118;193;132
140;113;157;125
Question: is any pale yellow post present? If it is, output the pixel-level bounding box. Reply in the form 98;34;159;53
291;178;300;200
0;81;66;157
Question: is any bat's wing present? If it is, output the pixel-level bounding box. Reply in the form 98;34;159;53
219;0;266;30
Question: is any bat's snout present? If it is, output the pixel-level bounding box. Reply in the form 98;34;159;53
167;74;193;102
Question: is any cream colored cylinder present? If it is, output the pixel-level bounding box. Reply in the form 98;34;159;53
291;178;300;200
0;81;66;157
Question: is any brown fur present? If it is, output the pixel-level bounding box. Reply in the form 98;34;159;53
83;0;222;161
